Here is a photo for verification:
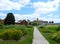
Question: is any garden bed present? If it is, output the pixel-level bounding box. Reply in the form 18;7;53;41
37;25;60;44
0;25;34;44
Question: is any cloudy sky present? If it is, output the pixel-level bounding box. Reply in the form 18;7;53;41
0;0;60;23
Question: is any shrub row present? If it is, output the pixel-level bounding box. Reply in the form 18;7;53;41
0;29;23;41
51;31;60;42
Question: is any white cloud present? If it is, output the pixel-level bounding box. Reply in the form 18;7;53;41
0;0;30;11
47;14;53;17
0;13;7;19
39;14;60;23
33;0;60;14
14;14;39;21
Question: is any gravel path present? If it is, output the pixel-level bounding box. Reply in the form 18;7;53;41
32;27;50;44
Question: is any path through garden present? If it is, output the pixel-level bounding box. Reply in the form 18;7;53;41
32;27;50;44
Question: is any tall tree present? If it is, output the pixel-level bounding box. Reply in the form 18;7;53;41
4;13;15;25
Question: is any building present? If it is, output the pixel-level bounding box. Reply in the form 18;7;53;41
34;18;48;25
15;20;28;25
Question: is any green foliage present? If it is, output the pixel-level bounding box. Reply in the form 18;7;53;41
0;25;34;44
4;13;15;25
18;25;28;35
40;26;45;28
0;33;3;38
41;29;51;33
1;29;23;41
38;25;60;44
26;25;32;28
45;25;58;32
51;31;60;42
57;26;60;31
4;25;16;29
39;26;51;33
32;22;37;25
0;20;4;24
51;32;57;40
1;25;28;35
0;24;4;29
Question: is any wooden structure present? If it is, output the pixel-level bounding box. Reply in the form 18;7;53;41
15;20;28;25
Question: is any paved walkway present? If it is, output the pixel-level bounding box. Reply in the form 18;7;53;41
32;27;50;44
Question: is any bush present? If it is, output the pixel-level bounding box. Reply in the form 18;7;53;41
40;27;51;33
16;25;28;35
1;29;23;41
0;33;3;38
41;29;51;33
3;25;28;35
51;32;57;40
0;24;3;29
40;26;45;28
51;31;60;42
26;25;32;28
13;30;23;40
57;26;60;31
4;25;16;29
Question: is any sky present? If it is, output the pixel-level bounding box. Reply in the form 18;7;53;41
0;0;60;23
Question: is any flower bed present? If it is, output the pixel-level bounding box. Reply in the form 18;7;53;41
0;29;23;41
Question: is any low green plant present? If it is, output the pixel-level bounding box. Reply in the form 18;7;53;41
16;25;28;35
51;31;60;42
0;24;3;29
57;26;60;31
41;29;51;33
38;25;60;44
0;33;3;38
1;29;23;41
13;30;23;40
26;25;32;28
39;26;51;33
40;26;45;28
0;25;34;44
51;32;57;40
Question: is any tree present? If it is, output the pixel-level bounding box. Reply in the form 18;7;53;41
27;19;30;25
4;13;15;25
49;21;54;24
0;19;4;24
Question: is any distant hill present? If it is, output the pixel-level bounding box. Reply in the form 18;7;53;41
54;23;60;25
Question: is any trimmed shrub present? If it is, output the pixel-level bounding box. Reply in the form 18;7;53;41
1;29;23;41
2;32;9;40
13;30;23;40
3;25;28;35
51;32;57;40
16;25;28;35
51;31;60;42
0;33;3;38
57;26;60;31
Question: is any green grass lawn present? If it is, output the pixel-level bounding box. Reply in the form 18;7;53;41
0;25;34;44
37;25;60;44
